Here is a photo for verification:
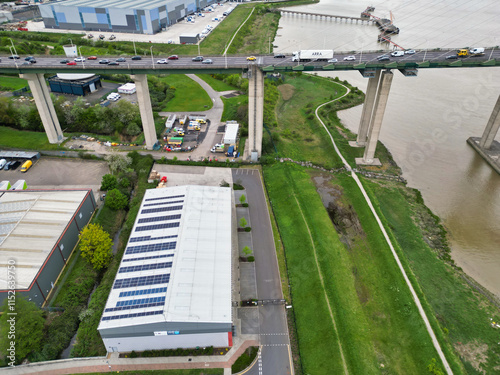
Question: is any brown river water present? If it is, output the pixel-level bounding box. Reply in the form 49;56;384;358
275;0;500;297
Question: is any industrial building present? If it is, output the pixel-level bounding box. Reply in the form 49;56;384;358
48;74;102;96
38;0;217;34
0;190;96;307
98;185;233;352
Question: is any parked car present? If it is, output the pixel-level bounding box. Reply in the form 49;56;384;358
87;56;97;60
192;56;204;61
99;59;110;64
0;159;6;169
168;55;179;60
66;61;77;65
10;160;21;170
3;161;12;170
157;59;168;64
247;56;257;61
343;55;356;61
405;49;416;55
327;58;338;63
274;54;286;58
60;59;69;64
202;59;213;64
74;57;85;62
116;57;126;62
131;55;142;60
377;55;390;61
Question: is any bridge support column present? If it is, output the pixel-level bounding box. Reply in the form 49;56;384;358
131;74;157;150
479;94;500;149
356;70;394;165
247;65;264;161
20;73;63;144
350;69;381;147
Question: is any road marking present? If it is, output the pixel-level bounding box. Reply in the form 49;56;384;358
258;347;263;375
262;344;288;347
260;333;288;336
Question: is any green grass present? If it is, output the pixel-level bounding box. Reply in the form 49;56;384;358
0;75;28;90
263;163;449;374
231;346;259;372
159;75;212;112
221;95;248;122
196;74;238;92
80;370;223;375
0;126;68;150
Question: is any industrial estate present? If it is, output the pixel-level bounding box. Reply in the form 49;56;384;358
0;0;499;375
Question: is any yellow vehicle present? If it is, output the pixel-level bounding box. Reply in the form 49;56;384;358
177;130;185;136
246;56;257;61
20;160;32;173
458;49;468;57
195;118;206;124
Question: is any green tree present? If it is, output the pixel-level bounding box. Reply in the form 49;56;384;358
105;188;128;210
239;217;247;228
239;194;246;205
0;296;45;365
243;246;253;256
79;223;113;271
100;174;118;191
105;153;132;175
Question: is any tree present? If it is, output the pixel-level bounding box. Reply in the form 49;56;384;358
79;224;113;271
100;174;118;191
105;153;132;175
239;194;246;205
243;246;253;256
239;217;247;228
105;188;128;210
0;296;45;365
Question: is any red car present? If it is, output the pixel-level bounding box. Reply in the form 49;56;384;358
66;61;77;65
167;55;179;60
87;56;97;60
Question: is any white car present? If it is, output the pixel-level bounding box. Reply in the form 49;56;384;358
74;57;85;62
107;93;121;101
391;51;405;57
327;58;338;63
343;55;356;61
405;50;416;55
157;59;168;64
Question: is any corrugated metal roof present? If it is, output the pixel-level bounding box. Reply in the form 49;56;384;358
0;190;90;290
45;0;169;11
98;185;232;330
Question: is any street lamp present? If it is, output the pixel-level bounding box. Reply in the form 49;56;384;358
78;46;85;69
8;38;17;56
150;46;154;68
133;40;137;55
68;38;73;46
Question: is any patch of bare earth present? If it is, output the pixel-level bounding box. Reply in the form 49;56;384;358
454;340;488;373
278;84;295;101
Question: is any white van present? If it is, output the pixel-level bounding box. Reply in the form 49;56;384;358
0;159;6;169
390;50;405;57
469;47;485;56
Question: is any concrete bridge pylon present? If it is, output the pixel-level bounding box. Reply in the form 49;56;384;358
479;94;500;150
247;65;264;161
131;74;158;150
20;73;63;144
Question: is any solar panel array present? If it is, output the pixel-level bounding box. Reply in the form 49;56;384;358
135;222;180;232
143;200;184;207
138;214;181;224
119;287;167;298
104;296;166;313
129;234;178;243
145;194;185;202
140;205;183;215
121;254;174;263
113;273;170;289
125;241;176;255
101;310;163;321
118;261;172;274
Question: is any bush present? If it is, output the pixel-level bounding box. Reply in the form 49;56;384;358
105;188;128;210
100;174;118;191
244;227;252;232
247;256;255;262
233;183;244;190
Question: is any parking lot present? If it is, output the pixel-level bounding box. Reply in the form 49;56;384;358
0;157;109;202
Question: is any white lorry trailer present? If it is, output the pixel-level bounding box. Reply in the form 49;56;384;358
292;50;334;62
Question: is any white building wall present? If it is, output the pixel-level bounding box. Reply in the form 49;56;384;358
102;331;229;352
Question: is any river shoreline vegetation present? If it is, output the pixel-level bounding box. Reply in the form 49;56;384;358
1;1;499;373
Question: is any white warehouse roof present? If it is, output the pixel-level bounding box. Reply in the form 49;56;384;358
98;185;233;330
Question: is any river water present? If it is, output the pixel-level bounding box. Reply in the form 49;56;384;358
275;0;500;297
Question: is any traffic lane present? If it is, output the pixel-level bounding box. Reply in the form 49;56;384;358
232;169;283;300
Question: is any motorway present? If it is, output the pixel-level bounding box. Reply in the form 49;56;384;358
0;48;499;75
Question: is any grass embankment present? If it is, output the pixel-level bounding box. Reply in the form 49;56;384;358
0;75;27;90
197;74;238;92
158;75;212;112
231;346;259;373
263;163;449;374
80;370;223;375
221;95;248;122
0;126;68;150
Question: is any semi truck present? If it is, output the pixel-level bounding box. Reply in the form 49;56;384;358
292;50;334;62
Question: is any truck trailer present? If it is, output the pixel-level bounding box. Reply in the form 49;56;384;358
292;50;334;62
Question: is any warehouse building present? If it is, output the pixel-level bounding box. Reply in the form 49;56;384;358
0;190;96;307
98;185;233;352
38;0;217;35
48;74;102;96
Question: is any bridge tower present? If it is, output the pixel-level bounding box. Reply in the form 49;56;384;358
131;74;158;150
20;73;64;144
247;65;264;161
479;94;500;150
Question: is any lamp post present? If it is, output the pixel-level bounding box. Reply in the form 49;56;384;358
133;40;137;55
150;46;154;68
68;38;73;46
78;46;85;69
8;38;17;56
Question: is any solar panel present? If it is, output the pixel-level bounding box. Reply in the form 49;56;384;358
129;234;178;243
140;205;183;215
101;310;163;321
145;194;185;202
138;214;181;224
113;274;170;289
125;241;176;255
104;296;166;312
118;287;167;298
121;254;174;263
143;200;184;207
118;261;172;273
135;222;180;232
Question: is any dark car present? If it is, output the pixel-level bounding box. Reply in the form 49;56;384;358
377;55;390;61
27;59;36;63
10;161;21;170
60;59;69;64
25;56;34;61
274;54;286;58
446;55;458;60
9;55;20;59
167;55;179;60
99;59;110;64
131;55;142;60
108;61;119;65
116;57;126;62
3;161;12;170
192;56;204;61
21;61;31;65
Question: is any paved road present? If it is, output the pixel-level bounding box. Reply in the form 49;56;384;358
232;168;293;375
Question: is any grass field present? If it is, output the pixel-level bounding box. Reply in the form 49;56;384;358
197;74;238;92
263;163;449;374
80;369;223;375
0;126;66;150
159;75;213;112
0;75;28;90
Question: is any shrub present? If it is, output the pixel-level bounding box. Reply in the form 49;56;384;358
244;227;252;232
100;174;118;191
105;188;128;210
247;256;255;262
